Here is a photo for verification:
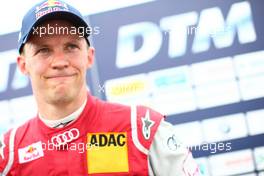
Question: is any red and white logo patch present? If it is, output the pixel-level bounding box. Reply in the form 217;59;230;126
18;141;44;164
141;110;155;140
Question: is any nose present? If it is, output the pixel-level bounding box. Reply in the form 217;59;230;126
50;50;69;70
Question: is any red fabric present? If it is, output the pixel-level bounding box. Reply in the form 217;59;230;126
0;93;164;176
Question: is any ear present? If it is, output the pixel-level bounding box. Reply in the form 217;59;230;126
17;55;29;75
86;47;95;69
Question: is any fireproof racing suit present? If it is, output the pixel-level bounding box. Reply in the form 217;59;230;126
0;93;199;176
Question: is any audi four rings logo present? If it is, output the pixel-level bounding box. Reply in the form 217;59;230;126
51;128;80;147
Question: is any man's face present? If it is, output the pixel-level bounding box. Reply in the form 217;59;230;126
17;20;94;105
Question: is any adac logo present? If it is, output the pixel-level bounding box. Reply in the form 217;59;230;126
87;132;129;174
89;133;126;147
35;0;68;13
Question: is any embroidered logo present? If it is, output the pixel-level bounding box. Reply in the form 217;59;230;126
35;0;68;13
35;0;69;19
167;134;181;151
141;110;155;140
51;128;80;147
18;141;44;164
0;134;5;159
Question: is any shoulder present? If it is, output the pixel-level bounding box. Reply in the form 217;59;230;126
96;100;132;121
99;99;164;125
99;99;131;113
134;105;164;123
0;128;15;174
0;117;37;174
0;130;10;173
15;117;38;143
129;105;165;154
99;98;164;119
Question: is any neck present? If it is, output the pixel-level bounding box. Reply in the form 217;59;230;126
37;90;87;120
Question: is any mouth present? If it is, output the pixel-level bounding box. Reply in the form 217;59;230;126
45;73;77;81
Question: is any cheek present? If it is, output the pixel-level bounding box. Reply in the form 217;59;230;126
27;61;48;77
73;54;89;71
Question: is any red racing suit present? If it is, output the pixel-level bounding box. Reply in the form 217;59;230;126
0;93;199;176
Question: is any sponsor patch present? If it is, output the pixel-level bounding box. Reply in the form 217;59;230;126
18;141;44;164
35;0;69;19
0;134;5;159
141;110;155;140
35;0;68;13
50;128;80;147
87;132;129;174
167;134;182;151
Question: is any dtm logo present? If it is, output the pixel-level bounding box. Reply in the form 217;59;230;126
51;128;80;147
116;1;256;68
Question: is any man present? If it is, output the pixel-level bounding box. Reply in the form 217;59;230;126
0;0;199;175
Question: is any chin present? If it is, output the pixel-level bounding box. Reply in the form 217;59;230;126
48;89;76;105
49;94;74;105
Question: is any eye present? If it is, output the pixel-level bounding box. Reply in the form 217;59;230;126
37;47;50;55
67;44;79;50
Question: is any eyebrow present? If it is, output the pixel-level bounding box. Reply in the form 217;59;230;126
33;44;50;48
32;38;82;47
28;44;50;52
65;38;85;46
